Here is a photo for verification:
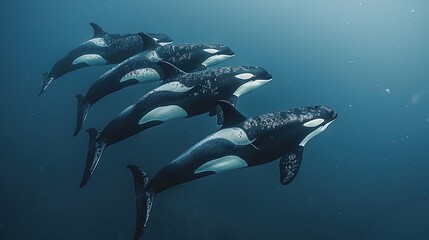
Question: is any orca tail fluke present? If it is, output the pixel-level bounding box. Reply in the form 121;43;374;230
38;72;53;96
79;128;105;188
73;95;91;137
127;165;155;240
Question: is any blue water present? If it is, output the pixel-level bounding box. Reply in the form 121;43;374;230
1;1;428;239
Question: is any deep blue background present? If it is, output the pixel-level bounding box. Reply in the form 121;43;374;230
1;0;428;239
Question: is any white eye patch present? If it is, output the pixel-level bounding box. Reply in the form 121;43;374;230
303;118;324;127
203;48;220;54
234;73;254;80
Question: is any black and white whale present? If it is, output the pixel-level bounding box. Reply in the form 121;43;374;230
79;65;272;187
127;102;337;239
39;23;173;95
73;32;234;136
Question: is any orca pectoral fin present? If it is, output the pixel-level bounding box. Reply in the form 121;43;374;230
90;23;107;38
37;72;53;96
279;147;304;185
127;165;155;240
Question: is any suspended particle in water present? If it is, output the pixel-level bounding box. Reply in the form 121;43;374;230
385;88;391;94
411;9;416;13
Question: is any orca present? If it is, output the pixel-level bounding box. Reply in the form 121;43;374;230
79;65;273;187
73;32;234;136
39;23;173;95
127;101;337;239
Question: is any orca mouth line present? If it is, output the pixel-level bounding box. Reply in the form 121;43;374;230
219;53;235;58
255;77;272;82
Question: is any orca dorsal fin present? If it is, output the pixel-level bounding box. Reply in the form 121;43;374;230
138;32;161;51
215;96;238;125
218;100;247;129
90;23;107;38
157;61;187;83
279;147;304;185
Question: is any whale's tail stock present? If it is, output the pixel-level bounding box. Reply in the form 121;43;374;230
79;128;105;188
38;72;53;96
127;165;155;240
73;95;91;136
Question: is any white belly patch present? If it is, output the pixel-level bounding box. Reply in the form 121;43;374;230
72;54;107;65
138;105;187;125
120;68;161;83
194;155;248;174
